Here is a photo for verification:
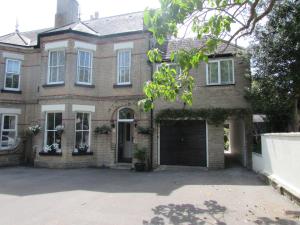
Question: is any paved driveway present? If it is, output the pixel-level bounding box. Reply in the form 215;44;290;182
0;167;299;225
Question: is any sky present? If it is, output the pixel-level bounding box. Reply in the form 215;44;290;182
0;0;249;47
0;0;160;35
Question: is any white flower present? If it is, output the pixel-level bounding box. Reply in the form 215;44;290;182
28;124;41;135
44;145;51;152
52;143;59;149
55;125;64;131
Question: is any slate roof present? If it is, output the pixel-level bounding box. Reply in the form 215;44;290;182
0;31;33;46
84;11;145;36
0;11;145;47
43;21;99;35
159;38;245;60
0;10;243;57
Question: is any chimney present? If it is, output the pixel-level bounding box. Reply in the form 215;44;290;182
55;0;79;28
94;12;99;19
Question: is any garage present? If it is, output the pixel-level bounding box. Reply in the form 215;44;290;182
160;120;207;167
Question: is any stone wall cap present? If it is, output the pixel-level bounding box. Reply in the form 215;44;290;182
262;132;300;137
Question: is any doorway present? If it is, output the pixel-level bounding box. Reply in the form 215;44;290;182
117;108;134;163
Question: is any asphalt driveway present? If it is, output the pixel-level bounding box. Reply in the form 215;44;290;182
0;166;299;225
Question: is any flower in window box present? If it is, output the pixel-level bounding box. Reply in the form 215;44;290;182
78;144;89;153
27;124;41;136
43;145;51;153
55;125;65;135
43;143;59;154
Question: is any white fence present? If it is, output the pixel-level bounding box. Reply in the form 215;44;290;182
252;133;300;197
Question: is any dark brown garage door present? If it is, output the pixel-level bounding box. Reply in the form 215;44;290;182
160;120;207;167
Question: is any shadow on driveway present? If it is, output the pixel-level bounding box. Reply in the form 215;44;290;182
143;200;299;225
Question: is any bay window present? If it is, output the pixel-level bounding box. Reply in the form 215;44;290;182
0;115;17;149
4;59;21;90
117;49;131;85
44;112;62;152
75;113;90;153
48;50;65;84
77;50;92;85
207;59;234;85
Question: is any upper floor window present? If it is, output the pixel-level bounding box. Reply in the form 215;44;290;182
117;49;131;85
206;59;234;85
48;50;65;84
4;59;21;90
77;50;92;85
0;114;17;150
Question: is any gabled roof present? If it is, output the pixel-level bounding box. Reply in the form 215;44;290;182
159;38;245;60
0;11;145;47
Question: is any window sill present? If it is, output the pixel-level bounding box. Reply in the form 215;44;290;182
1;89;22;94
74;83;95;88
113;84;132;88
72;151;93;156
39;152;62;156
0;148;19;154
42;83;65;88
206;83;235;87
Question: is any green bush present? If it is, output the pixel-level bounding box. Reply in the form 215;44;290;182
224;127;229;151
134;146;147;162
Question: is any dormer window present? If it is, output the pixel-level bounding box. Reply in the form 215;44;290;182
47;50;65;84
4;59;21;91
206;59;234;85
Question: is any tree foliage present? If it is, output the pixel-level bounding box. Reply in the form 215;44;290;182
139;0;276;111
246;0;300;131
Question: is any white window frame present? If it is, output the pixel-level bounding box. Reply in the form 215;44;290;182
76;49;93;85
74;112;91;152
118;108;134;123
206;58;235;85
4;59;21;91
0;114;18;150
117;49;131;85
47;50;65;85
44;112;63;150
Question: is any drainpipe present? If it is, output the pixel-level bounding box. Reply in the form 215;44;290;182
148;34;154;171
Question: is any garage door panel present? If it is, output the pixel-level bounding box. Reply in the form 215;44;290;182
160;120;207;167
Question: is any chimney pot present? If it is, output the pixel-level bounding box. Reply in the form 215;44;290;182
95;12;99;19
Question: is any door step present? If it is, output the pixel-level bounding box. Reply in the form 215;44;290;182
155;165;208;171
111;164;133;170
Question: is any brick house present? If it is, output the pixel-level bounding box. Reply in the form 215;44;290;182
0;0;252;169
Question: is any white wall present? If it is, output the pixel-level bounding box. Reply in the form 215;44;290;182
252;133;300;197
229;118;247;166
